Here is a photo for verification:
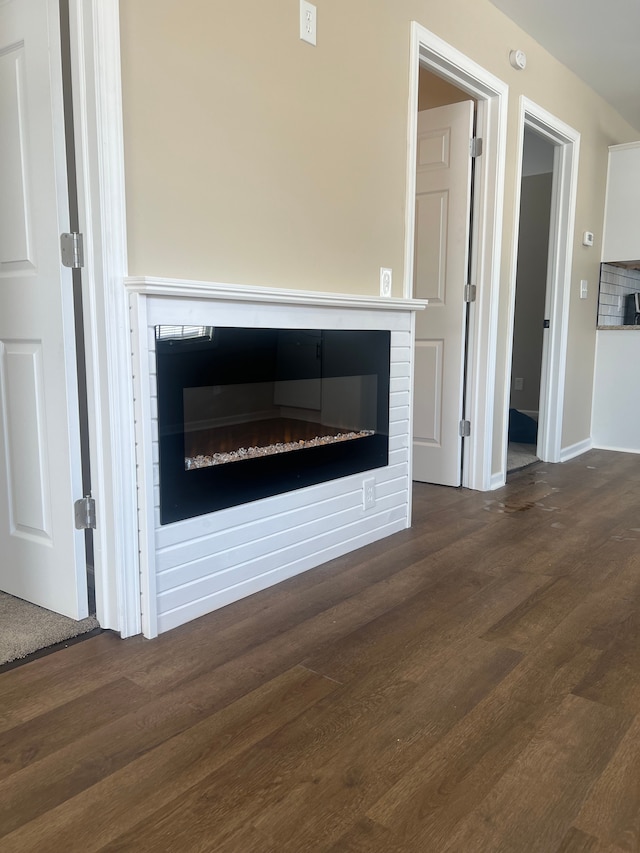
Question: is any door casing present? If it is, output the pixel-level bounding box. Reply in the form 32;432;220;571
405;23;509;491
65;0;139;635
502;97;580;474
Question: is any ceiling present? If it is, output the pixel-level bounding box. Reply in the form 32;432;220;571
488;0;640;132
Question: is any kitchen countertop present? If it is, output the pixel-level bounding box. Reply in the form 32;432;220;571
596;324;640;330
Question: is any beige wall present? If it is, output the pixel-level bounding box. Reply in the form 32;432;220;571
418;67;473;110
119;0;639;474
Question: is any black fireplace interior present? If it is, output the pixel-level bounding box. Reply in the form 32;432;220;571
155;326;391;523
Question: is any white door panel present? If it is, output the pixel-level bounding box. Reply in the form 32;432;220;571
0;0;88;619
413;340;443;446
0;45;36;271
1;341;52;540
413;101;474;487
414;191;448;302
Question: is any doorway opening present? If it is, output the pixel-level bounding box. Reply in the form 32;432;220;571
503;99;580;477
507;128;554;473
0;0;135;639
406;23;509;492
0;0;103;663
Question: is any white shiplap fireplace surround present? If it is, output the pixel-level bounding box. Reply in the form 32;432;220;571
127;278;425;638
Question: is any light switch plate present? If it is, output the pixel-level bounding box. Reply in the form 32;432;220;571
300;1;316;45
580;279;588;299
380;267;392;297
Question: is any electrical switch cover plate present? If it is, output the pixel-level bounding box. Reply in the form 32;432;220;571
514;377;524;391
380;267;392;297
300;1;316;45
580;279;588;299
363;477;376;510
582;231;594;247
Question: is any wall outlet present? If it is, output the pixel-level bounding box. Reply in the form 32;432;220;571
363;477;376;510
514;377;524;391
380;267;392;297
300;1;316;45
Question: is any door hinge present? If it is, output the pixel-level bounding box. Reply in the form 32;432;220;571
74;495;96;530
464;283;477;303
470;137;483;158
60;232;84;269
459;419;471;437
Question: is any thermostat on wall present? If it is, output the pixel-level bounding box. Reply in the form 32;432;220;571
582;231;594;247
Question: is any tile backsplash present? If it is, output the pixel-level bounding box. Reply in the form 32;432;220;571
597;263;640;326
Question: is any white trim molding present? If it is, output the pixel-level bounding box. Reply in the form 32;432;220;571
405;22;509;492
69;0;139;635
125;277;428;312
500;97;580;483
560;438;593;462
490;471;506;491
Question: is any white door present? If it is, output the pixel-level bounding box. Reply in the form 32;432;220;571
0;0;88;618
412;101;474;487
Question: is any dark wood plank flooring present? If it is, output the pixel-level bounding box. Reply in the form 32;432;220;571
1;449;639;852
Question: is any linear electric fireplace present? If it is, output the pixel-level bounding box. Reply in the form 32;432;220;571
155;325;391;523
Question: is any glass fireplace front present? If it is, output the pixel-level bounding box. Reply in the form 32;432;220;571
155;326;391;524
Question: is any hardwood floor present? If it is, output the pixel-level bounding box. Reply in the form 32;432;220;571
1;449;639;852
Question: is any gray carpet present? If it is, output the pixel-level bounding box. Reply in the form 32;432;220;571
507;442;539;472
0;592;99;666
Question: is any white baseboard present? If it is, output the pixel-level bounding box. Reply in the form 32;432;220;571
490;471;506;490
560;438;592;462
591;442;640;455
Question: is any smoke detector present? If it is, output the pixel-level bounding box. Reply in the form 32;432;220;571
509;49;527;70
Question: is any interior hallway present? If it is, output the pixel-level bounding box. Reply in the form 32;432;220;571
1;449;639;851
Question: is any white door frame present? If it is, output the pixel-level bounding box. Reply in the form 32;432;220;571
501;97;580;475
66;0;140;636
405;23;509;491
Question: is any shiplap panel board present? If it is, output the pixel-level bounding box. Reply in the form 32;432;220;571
390;376;411;394
155;489;362;574
389;436;409;453
390;407;410;425
157;505;408;620
390;397;410;411
376;474;409;500
156;497;404;599
155;458;407;558
156;466;407;574
388;452;408;470
390;361;411;378
156;513;408;633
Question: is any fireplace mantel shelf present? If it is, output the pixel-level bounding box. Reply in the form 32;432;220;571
125;276;427;312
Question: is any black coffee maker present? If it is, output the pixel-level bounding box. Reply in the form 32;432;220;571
624;292;640;325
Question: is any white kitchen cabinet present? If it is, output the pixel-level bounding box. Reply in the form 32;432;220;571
592;329;640;453
602;141;640;262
